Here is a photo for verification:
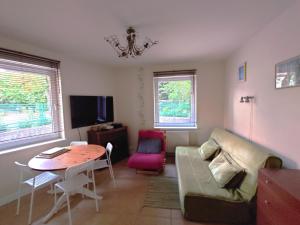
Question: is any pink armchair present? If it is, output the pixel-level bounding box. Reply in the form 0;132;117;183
128;130;166;172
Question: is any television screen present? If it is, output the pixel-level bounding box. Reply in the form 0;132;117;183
70;95;114;128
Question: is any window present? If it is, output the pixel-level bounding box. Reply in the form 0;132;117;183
153;70;197;129
0;48;64;151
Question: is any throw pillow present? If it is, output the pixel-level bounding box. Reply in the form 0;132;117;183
208;151;245;188
198;138;220;160
225;169;246;189
137;138;161;154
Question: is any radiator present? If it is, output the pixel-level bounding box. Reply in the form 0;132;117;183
166;131;189;152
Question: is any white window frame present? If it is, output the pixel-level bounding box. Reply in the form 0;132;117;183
153;74;197;129
0;49;64;151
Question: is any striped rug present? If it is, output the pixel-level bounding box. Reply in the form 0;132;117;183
143;177;181;209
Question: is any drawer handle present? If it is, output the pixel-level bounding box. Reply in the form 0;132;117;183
265;179;269;184
264;200;270;205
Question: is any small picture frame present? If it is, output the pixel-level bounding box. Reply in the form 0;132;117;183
238;62;247;81
275;55;300;89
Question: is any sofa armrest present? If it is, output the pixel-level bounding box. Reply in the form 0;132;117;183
265;156;282;169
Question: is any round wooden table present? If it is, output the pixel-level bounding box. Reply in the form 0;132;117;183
28;144;105;223
28;144;106;171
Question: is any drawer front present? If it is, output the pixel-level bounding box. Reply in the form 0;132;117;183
257;180;300;225
257;203;275;225
110;138;129;163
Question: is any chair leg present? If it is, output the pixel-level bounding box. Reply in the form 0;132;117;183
91;170;99;212
109;165;116;186
28;188;35;224
87;170;90;190
83;170;90;198
16;184;22;215
54;185;57;204
66;193;72;225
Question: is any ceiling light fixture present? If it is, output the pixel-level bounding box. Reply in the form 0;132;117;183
105;27;158;58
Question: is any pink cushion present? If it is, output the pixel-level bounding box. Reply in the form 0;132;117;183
128;153;164;170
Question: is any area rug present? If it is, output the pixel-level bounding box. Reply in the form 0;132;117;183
143;177;181;209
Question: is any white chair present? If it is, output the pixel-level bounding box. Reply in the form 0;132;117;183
54;160;100;225
94;142;115;185
15;161;61;224
70;141;88;146
70;141;115;185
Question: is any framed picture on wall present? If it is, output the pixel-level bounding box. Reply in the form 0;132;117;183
238;62;247;81
275;55;300;89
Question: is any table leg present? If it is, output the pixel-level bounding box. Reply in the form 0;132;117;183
42;188;102;223
42;193;66;223
81;188;103;200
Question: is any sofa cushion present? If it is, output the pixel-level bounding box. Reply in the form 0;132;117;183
198;138;220;160
137;138;161;154
225;169;247;189
209;152;245;188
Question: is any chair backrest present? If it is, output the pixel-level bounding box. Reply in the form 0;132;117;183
65;160;95;180
138;130;166;153
106;142;113;159
14;161;32;181
70;141;88;146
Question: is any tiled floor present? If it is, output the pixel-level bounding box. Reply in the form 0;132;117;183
0;158;226;225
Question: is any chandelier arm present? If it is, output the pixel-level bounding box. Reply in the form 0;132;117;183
116;45;127;52
118;46;130;58
132;44;145;56
107;42;123;56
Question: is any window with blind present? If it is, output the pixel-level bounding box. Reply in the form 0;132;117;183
153;70;197;129
0;48;64;151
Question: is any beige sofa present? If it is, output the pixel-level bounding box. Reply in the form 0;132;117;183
175;128;282;224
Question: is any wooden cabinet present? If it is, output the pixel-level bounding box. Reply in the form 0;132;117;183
257;169;300;225
87;127;129;164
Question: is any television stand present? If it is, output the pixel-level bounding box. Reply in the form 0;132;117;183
87;126;129;164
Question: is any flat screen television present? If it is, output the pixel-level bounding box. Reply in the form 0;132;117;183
70;95;114;128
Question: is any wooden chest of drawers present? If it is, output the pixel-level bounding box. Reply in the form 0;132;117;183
257;169;300;225
87;127;129;164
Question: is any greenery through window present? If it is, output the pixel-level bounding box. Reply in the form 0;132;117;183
154;73;196;128
0;72;51;132
0;49;63;151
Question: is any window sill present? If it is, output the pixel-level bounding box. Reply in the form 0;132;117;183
154;126;198;130
0;138;66;155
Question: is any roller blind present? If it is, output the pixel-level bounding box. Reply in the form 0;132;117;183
0;48;64;150
153;70;197;129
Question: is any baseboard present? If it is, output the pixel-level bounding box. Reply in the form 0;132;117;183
136;170;160;175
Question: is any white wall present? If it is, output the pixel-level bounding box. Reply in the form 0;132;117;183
0;36;116;205
114;61;225;153
224;0;300;169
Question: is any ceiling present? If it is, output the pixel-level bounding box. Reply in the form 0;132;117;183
0;0;296;67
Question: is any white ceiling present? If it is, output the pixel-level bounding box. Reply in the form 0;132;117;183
0;0;296;67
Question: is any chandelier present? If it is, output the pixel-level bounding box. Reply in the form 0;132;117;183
105;27;158;58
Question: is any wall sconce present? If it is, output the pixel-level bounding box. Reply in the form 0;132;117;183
240;96;254;103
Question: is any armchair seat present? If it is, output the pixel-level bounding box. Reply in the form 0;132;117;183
128;153;164;171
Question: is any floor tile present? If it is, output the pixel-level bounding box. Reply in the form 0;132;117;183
140;207;171;218
171;209;183;219
135;215;171;225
